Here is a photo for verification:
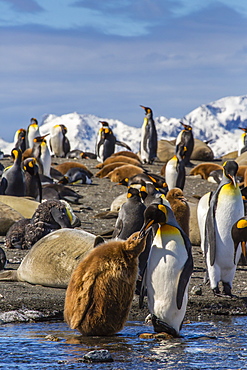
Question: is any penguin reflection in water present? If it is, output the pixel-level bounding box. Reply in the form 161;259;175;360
64;228;150;336
198;160;244;296
139;196;193;337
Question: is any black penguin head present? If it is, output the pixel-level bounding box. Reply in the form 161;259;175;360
33;134;49;144
127;187;140;199
223;160;238;187
99;121;109;128
11;148;22;162
23;158;38;175
180;122;192;131
30;118;38;125
140;105;153;116
140;202;168;234
59;124;67;135
239;127;247;132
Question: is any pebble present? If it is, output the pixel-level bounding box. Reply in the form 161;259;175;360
190;285;202;295
83;349;113;363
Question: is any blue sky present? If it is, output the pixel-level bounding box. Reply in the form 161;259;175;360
1;0;247;141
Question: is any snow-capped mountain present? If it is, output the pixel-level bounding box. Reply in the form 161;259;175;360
1;95;247;158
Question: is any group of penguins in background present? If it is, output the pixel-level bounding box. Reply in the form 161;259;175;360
0;105;247;338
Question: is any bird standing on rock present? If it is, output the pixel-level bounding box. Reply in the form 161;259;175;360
140;105;157;164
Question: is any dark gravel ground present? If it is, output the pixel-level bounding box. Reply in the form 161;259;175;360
0;156;247;325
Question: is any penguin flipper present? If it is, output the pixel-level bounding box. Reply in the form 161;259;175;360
112;219;123;239
138;267;147;308
204;190;219;266
176;254;193;310
115;140;132;151
0;177;7;194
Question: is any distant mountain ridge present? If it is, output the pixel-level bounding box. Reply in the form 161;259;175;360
1;95;247;158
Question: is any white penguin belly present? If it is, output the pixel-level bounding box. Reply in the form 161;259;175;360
146;225;189;332
50;128;64;156
165;161;178;190
208;185;244;286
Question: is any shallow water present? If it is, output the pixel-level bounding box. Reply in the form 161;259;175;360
0;317;247;369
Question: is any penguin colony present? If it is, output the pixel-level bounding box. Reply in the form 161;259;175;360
0;111;247;339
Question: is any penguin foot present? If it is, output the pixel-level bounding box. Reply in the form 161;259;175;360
212;286;221;296
151;314;179;338
222;282;234;298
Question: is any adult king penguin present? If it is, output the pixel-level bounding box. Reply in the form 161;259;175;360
238;127;247;155
200;160;244;296
175;122;194;166
95;121;131;162
26;118;40;149
0;148;25;196
165;152;186;191
50;124;70;157
140;105;157;164
140;196;193;337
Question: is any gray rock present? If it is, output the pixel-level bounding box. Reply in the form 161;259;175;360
83;349;113;363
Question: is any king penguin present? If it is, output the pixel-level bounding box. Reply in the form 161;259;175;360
139;196;193;337
23;157;42;202
238;127;247;155
200;160;244;296
0;148;25;196
231;216;247;266
26;118;40;149
50;124;70;157
140;105;157;164
175;122;194;166
165;153;186;191
112;187;146;240
95;121;131;162
14;128;26;153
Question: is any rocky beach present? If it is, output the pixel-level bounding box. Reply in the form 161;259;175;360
0;155;247;326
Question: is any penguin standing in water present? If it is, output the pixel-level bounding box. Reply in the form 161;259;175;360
95;121;131;162
0;148;25;196
175;122;194;166
50;124;70;157
200;160;244;296
140;196;193;337
140;105;157;164
238;127;247;155
26;118;40;149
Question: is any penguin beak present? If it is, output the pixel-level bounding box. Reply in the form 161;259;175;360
139;219;154;238
229;174;237;188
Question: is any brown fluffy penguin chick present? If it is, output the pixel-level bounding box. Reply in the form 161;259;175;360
96;155;142;169
166;188;190;236
111;151;141;161
95;162;128;178
64;231;148;336
189;163;222;179
106;165;144;183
